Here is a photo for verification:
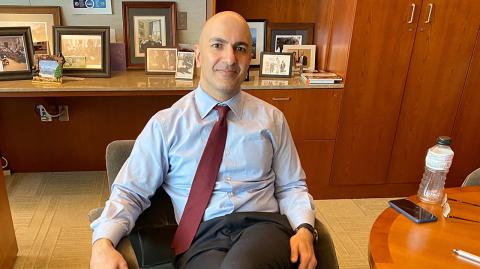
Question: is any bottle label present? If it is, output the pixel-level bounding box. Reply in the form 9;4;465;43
426;147;454;170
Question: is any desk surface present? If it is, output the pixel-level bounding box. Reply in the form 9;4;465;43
369;186;480;269
0;70;343;97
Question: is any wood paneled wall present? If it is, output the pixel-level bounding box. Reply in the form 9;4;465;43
0;96;180;172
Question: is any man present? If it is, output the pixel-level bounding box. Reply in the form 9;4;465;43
90;11;317;269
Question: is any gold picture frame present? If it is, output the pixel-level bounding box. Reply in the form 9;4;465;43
0;6;62;55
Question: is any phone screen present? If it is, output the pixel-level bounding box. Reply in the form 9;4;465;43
388;199;437;223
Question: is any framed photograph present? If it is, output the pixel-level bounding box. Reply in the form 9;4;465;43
32;54;65;83
145;47;177;75
283;44;316;71
247;19;266;67
122;1;177;69
0;27;34;81
72;0;112;15
0;6;62;55
175;51;195;80
53;26;110;78
259;52;293;78
266;23;314;53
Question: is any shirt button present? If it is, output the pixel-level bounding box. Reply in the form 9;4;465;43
224;150;230;156
228;192;233;197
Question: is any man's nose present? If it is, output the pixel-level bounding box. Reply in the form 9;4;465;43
222;46;237;65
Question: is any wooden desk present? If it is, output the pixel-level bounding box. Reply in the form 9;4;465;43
369;186;480;269
0;167;17;269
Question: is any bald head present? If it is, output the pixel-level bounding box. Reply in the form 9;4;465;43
194;11;252;102
199;11;252;47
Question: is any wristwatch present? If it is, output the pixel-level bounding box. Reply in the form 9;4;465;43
294;223;318;242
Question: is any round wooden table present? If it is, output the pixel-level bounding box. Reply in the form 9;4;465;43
369;186;480;268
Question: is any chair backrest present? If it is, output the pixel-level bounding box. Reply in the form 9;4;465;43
462;168;480;187
106;140;177;227
106;140;135;189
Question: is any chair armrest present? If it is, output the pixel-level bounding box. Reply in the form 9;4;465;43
87;207;104;223
314;218;339;269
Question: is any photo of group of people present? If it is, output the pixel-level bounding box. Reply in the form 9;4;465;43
0;36;29;72
175;51;195;79
60;34;102;69
146;47;176;74
260;52;292;77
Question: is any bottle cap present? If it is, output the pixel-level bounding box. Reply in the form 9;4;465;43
436;136;452;146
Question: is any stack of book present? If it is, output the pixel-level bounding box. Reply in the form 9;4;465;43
301;71;343;84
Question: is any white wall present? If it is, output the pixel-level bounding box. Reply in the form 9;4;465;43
0;0;206;44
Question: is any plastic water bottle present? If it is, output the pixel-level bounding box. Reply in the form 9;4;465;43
417;136;454;204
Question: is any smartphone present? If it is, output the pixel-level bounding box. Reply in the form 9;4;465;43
388;198;437;223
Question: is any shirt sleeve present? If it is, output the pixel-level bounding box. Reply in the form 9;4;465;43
273;112;316;230
90;117;169;246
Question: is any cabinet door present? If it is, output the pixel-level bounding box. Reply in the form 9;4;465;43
449;30;480;186
331;0;422;185
247;90;301;138
388;0;480;183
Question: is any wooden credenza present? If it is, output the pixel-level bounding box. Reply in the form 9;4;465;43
0;167;17;269
0;71;343;199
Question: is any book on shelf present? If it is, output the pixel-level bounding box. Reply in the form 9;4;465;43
301;71;343;84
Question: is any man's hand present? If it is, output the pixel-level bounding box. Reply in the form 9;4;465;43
90;238;128;269
290;228;317;269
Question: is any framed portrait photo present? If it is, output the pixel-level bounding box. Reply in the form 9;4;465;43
0;6;61;55
54;26;110;77
266;23;314;53
0;27;35;81
283;44;316;71
259;52;293;78
175;51;195;80
122;1;177;69
145;47;177;75
32;54;65;83
247;19;266;67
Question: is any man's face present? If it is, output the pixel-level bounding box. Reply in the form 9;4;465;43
196;15;252;101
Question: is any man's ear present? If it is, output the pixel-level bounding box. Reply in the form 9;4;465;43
194;44;201;68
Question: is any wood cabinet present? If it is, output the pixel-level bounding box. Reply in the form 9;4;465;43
387;0;480;184
249;89;342;198
330;0;480;190
0;168;17;269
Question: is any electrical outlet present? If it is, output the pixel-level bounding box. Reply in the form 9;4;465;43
36;105;52;122
58;105;69;121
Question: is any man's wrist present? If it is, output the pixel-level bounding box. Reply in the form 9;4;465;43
294;223;318;242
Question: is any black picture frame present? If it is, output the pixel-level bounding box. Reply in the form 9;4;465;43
122;1;177;69
53;26;110;78
259;52;293;78
266;23;314;53
247;19;267;67
0;27;34;81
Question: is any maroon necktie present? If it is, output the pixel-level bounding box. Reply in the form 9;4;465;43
171;105;230;255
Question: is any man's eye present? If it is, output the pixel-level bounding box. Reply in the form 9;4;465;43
211;43;222;49
236;46;247;53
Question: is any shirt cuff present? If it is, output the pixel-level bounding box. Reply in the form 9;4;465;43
286;208;315;231
92;222;128;247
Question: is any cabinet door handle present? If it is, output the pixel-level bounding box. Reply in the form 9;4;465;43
272;97;291;101
425;3;433;23
408;3;416;24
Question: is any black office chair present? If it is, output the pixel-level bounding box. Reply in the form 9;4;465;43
89;140;339;269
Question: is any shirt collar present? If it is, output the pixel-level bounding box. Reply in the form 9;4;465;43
194;86;243;119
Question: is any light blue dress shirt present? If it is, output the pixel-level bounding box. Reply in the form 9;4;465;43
91;87;316;246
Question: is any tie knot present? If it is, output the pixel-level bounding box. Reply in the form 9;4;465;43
215;105;230;120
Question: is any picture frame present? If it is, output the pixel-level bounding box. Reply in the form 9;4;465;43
247;19;266;67
0;27;35;81
175;51;195;80
122;1;177;69
266;23;314;53
0;6;62;55
53;26;110;78
259;52;293;78
145;47;177;75
282;44;316;72
32;54;65;84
